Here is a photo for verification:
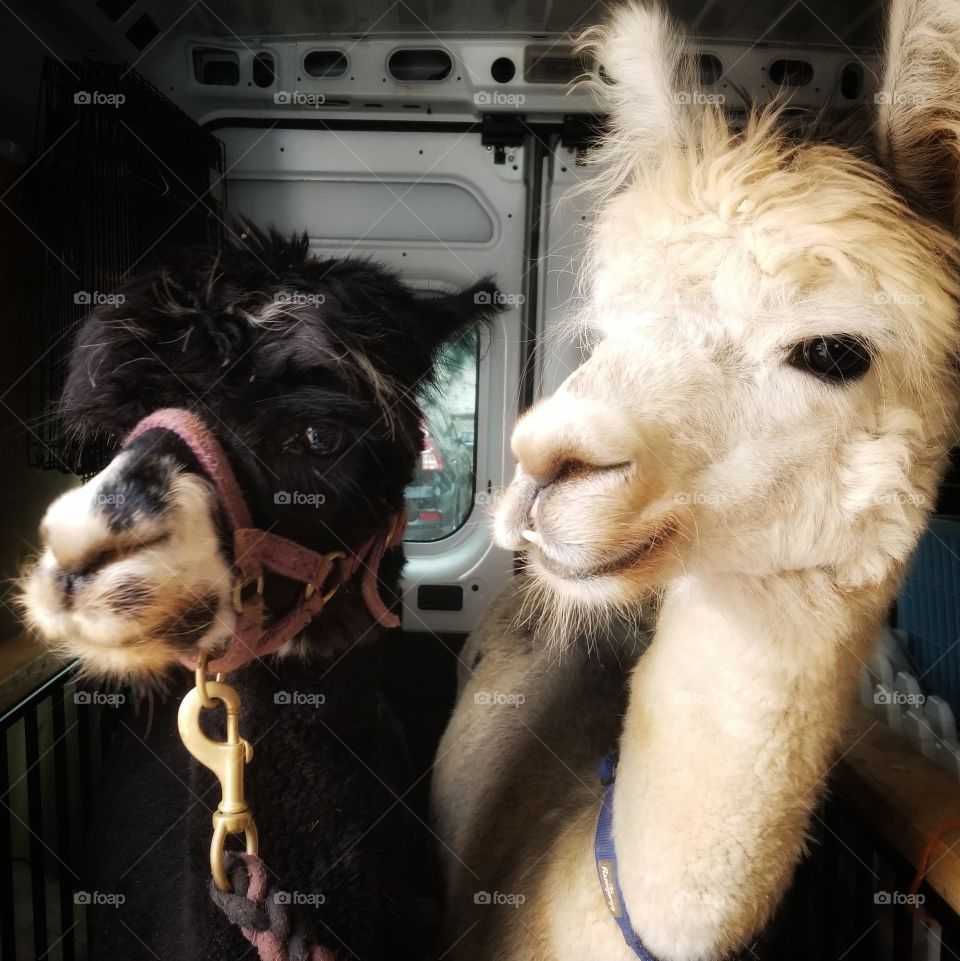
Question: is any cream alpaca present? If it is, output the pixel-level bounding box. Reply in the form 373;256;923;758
432;2;960;959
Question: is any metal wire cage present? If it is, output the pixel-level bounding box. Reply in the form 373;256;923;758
28;59;224;476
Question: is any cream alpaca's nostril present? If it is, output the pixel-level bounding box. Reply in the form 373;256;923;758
538;459;633;492
511;394;635;486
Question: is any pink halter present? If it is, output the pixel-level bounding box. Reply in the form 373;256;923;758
124;408;406;674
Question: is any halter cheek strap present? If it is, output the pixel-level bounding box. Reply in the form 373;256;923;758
124;408;406;674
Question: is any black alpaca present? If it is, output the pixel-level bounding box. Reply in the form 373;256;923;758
22;226;498;959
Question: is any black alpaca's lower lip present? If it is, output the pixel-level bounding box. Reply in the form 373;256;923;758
532;520;678;580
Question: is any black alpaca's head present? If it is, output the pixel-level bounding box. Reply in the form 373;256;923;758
21;226;499;677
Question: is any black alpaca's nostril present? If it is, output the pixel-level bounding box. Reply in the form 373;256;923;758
57;570;82;602
54;546;124;601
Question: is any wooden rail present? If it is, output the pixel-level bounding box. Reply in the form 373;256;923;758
836;704;960;914
0;632;65;715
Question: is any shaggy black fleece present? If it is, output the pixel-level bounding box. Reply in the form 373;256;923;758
63;224;500;960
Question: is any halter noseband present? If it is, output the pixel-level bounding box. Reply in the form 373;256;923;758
124;408;406;674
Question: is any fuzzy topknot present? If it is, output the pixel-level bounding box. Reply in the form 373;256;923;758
877;0;960;229
572;3;960;407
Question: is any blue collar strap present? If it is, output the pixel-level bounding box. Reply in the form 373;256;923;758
594;753;659;961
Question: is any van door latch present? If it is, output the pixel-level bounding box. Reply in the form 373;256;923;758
481;115;525;164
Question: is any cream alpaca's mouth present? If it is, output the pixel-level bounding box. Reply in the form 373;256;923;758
522;518;679;581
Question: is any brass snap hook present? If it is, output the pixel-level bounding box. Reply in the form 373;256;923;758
179;660;258;892
194;652;219;709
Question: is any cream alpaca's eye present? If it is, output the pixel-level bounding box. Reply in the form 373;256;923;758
787;336;871;382
303;425;345;456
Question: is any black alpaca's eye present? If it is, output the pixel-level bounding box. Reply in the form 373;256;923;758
303;425;345;456
787;336;871;382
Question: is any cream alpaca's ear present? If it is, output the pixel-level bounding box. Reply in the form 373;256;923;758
583;3;700;168
876;0;960;230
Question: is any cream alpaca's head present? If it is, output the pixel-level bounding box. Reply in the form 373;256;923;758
496;0;960;612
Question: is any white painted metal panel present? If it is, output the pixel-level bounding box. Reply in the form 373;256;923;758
535;139;593;401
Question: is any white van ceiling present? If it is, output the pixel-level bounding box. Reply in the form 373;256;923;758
167;0;881;45
0;0;882;152
52;0;883;47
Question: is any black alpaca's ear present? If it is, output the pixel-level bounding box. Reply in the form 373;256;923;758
416;278;504;357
